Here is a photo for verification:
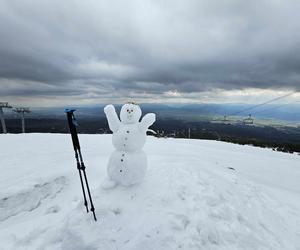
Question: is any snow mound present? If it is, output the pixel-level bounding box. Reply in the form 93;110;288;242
0;134;299;250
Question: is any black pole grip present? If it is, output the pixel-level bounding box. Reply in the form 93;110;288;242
65;109;81;150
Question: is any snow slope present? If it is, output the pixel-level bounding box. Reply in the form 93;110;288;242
0;134;299;250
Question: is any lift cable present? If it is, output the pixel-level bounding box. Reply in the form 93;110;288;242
228;91;297;117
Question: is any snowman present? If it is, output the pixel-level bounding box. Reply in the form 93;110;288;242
102;103;156;189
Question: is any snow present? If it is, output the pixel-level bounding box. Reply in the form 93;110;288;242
0;133;299;250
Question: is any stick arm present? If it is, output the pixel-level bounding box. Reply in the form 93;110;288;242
139;113;156;132
104;105;120;132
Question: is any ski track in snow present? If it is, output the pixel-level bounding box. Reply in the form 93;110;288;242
0;134;299;250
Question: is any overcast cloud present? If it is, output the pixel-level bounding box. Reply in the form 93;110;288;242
0;0;300;106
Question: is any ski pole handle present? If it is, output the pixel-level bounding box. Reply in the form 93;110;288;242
65;109;81;150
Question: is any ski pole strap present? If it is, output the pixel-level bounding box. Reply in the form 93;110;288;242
65;109;81;150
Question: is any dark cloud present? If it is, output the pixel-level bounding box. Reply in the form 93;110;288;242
0;0;300;105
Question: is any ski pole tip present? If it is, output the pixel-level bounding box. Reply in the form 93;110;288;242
93;213;97;221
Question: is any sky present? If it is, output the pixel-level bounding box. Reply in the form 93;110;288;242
0;0;300;107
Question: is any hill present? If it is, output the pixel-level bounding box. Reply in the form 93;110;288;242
0;134;299;249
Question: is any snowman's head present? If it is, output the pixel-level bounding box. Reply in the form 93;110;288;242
120;103;142;124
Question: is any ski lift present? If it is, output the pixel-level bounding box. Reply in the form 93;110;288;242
243;114;254;125
13;107;31;133
211;115;231;125
222;115;231;124
0;102;13;134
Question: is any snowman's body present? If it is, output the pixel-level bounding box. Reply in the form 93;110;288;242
103;104;155;187
107;150;147;186
112;124;146;152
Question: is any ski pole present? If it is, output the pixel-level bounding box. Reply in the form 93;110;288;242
65;109;97;221
78;149;97;221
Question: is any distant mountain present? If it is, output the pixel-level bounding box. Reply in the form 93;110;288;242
3;103;300;123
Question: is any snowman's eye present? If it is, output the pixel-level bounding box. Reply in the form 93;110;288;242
131;109;133;112
126;109;129;112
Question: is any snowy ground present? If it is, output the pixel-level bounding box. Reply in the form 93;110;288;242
0;134;299;250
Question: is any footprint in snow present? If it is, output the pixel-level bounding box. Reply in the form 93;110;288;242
45;205;61;214
0;176;67;222
168;213;190;231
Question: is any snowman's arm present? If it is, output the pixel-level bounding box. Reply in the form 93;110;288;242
104;105;120;132
139;113;156;132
